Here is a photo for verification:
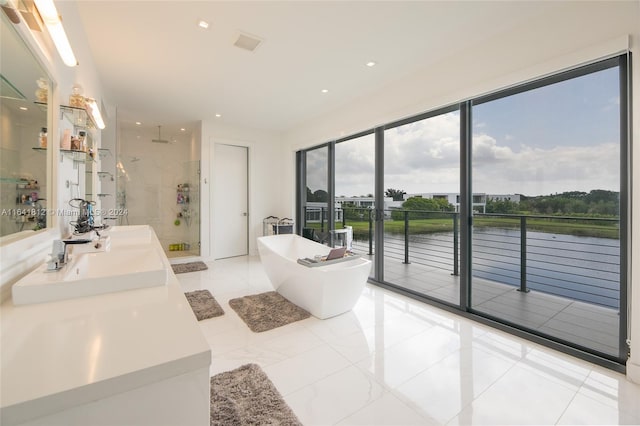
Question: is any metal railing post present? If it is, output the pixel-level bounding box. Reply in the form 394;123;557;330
368;211;373;255
343;209;346;228
403;210;410;264
321;207;325;233
453;213;459;276
519;215;529;293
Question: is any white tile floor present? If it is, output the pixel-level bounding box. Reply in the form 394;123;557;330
177;255;640;426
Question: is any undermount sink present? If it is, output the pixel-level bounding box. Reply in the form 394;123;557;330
104;225;154;247
12;246;168;305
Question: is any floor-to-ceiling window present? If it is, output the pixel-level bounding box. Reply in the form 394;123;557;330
383;108;460;304
303;145;330;240
335;132;376;277
469;58;626;359
296;54;629;366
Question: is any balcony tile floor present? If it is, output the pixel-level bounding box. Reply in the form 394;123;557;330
176;255;640;425
377;258;620;356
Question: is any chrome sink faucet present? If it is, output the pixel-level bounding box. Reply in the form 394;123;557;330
47;240;69;270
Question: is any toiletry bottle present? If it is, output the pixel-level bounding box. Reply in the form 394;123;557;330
71;135;80;151
61;128;71;150
69;84;85;108
78;131;86;151
39;127;47;148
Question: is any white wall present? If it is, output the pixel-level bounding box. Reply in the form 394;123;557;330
200;121;284;259
281;1;640;381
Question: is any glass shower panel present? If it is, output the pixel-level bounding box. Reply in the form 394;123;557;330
176;160;200;257
117;124;200;257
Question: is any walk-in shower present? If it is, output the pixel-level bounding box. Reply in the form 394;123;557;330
117;124;200;258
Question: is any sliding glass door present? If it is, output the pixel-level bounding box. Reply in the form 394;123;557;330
470;58;625;359
383;108;460;304
296;54;628;364
303;146;329;241
335;132;376;277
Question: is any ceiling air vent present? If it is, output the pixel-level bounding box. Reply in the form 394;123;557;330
233;32;263;52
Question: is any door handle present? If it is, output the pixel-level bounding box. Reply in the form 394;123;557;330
242;212;248;216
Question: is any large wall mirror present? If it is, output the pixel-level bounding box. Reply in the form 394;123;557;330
0;11;51;239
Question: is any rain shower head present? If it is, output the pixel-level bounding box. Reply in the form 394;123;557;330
152;125;169;143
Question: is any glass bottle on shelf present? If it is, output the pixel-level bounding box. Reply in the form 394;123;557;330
39;127;47;148
35;78;48;103
78;131;86;151
69;84;85;108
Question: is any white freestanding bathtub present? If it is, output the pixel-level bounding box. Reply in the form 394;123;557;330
257;234;372;319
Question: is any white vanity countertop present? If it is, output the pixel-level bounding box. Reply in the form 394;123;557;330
0;228;211;425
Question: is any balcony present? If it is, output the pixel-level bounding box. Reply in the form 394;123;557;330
306;206;622;359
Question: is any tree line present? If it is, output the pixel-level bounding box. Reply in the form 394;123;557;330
309;187;619;219
486;190;619;217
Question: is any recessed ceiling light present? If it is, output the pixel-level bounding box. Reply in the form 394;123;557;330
198;20;209;29
366;61;377;67
321;89;329;93
215;113;221;118
19;106;28;111
180;128;186;131
135;122;142;125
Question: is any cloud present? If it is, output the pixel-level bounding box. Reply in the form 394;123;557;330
306;149;328;191
472;132;619;194
385;113;460;174
305;111;619;198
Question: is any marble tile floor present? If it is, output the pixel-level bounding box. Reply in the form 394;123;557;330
176;255;640;426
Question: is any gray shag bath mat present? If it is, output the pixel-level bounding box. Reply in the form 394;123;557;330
184;290;224;321
229;291;310;333
172;261;208;274
210;363;302;426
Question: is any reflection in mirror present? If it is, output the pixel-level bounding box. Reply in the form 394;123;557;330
0;11;50;237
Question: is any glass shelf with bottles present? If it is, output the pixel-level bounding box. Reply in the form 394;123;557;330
34;101;97;129
32;147;97;163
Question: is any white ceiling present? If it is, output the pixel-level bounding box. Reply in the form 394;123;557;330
75;1;555;134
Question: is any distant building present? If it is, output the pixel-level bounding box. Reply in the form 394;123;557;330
487;194;521;203
306;193;520;222
305;201;342;224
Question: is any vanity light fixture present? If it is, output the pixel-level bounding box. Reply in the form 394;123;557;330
33;0;78;66
85;98;105;129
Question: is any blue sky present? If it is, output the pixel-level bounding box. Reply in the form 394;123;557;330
473;67;619;151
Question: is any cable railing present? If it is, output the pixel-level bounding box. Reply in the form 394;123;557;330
304;206;621;309
473;213;620;309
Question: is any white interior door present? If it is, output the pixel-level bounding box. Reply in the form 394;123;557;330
214;144;248;259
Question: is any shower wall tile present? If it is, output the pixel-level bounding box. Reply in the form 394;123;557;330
119;127;200;255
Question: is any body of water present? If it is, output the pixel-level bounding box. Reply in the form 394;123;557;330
357;228;621;309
